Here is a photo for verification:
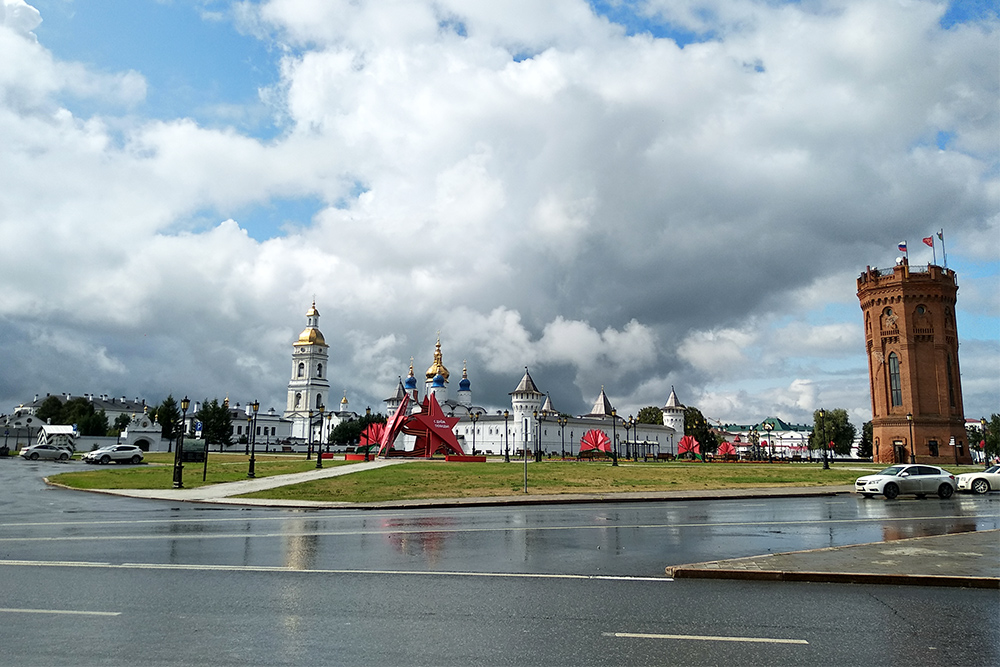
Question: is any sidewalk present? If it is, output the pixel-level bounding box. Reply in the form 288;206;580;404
665;529;1000;589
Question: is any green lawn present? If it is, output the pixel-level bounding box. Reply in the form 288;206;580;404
49;453;348;489
236;460;870;503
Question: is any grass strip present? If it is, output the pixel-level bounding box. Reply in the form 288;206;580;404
49;454;347;490
236;461;867;503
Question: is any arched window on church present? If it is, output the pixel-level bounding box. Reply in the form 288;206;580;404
888;353;902;406
297;362;305;378
317;363;323;378
316;394;323;409
294;393;302;409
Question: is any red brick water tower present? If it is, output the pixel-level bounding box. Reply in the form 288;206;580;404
857;261;971;465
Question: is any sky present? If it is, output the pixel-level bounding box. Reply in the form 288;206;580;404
1;0;997;429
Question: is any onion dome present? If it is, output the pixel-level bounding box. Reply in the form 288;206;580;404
458;361;471;391
424;336;449;383
296;301;326;346
431;373;446;389
404;357;417;390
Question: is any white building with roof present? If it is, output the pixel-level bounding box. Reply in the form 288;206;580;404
381;339;684;458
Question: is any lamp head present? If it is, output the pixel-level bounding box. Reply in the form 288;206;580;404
181;396;190;412
503;410;509;418
252;400;259;414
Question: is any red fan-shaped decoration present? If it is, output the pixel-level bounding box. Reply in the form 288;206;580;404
717;441;736;456
360;423;386;452
579;429;611;453
678;435;700;454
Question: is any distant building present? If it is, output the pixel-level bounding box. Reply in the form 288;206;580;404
857;261;971;464
382;338;684;458
720;417;813;460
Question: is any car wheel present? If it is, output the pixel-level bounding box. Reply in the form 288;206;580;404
59;453;69;461
29;452;39;460
100;455;111;465
938;483;954;499
971;478;990;495
883;483;899;500
130;455;141;464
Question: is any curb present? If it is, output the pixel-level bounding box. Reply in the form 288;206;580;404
664;567;1000;589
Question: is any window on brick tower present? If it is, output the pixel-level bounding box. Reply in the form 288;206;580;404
888;353;902;406
928;440;939;457
946;356;956;408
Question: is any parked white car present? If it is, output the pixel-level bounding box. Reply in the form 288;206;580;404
855;464;956;499
956;465;1000;495
19;443;73;461
82;444;144;465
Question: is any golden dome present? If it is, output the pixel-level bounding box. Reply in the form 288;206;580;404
296;327;326;346
424;337;449;382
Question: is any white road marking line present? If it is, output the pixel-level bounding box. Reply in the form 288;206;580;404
0;607;120;617
0;559;672;581
605;632;808;645
0;514;989;543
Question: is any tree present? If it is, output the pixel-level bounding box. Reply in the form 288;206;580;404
684;406;719;455
111;413;132;437
154;395;181;452
810;408;856;457
329;412;386;447
858;421;873;459
968;414;1000;462
197;399;233;453
636;406;663;425
35;396;64;424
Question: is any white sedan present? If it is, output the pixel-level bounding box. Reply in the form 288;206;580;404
956;465;1000;494
855;464;956;500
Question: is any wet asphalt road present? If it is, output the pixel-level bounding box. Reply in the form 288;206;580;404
1;459;998;666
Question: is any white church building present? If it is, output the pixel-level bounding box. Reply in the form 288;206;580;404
381;337;686;458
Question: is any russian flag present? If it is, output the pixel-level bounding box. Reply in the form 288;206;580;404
898;241;907;252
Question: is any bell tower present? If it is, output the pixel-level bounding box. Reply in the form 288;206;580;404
284;302;330;439
857;262;970;464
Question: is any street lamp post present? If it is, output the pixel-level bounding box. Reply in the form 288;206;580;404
306;410;313;460
764;421;774;463
173;397;189;488
469;411;480;456
906;412;915;464
523;418;528;493
248;400;260;478
820;409;829;470
982;417;989;469
623;417;632;461
503;410;510;463
557;416;567;459
534;410;544;462
611;409;618;467
315;405;325;469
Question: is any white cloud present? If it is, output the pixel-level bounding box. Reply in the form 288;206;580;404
0;0;996;427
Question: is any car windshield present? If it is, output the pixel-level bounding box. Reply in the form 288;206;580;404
986;465;999;474
877;466;906;476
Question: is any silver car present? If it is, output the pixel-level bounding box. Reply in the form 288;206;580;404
82;444;144;465
855;464;956;499
19;444;73;461
956;465;1000;494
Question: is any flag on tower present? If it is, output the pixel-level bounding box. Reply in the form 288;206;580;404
923;236;936;265
898;241;907;252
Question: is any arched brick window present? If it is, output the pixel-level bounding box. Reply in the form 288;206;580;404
888;353;902;406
